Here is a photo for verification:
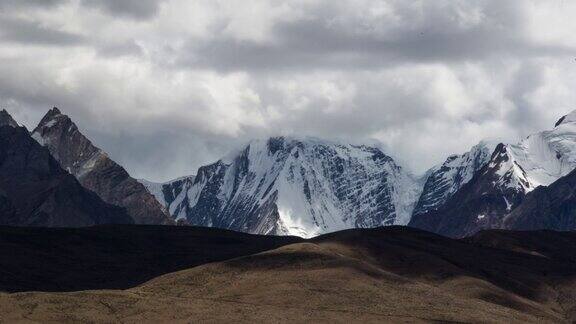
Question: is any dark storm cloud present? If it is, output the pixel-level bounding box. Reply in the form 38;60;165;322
81;0;165;20
87;124;243;182
177;2;574;73
505;63;550;134
0;61;85;125
0;61;226;180
0;18;85;46
1;0;575;181
97;40;144;58
0;0;67;10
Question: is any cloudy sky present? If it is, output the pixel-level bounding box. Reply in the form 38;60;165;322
1;0;576;181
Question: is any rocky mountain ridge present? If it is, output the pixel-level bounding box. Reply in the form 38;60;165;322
410;110;576;237
0;111;132;227
31;108;173;225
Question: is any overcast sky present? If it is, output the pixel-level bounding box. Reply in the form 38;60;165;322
1;0;576;181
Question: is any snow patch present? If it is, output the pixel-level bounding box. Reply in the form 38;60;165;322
44;119;57;128
503;196;512;211
31;132;46;146
138;179;167;208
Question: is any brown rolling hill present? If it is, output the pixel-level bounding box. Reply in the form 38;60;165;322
0;226;575;323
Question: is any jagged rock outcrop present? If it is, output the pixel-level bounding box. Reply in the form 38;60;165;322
32;108;173;225
0;114;132;226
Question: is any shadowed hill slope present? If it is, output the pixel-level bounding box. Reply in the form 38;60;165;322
0;226;575;323
0;225;301;292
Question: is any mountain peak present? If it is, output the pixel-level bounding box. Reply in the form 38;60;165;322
41;107;64;122
49;106;61;115
0;109;18;128
554;110;576;127
491;143;507;159
36;107;70;131
413;139;498;217
32;106;173;226
160;135;421;237
32;108;75;146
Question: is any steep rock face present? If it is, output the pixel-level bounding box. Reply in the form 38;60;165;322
0;119;132;226
152;137;421;238
414;141;497;216
411;109;576;237
409;144;527;237
139;175;196;223
31;108;172;225
503;167;576;231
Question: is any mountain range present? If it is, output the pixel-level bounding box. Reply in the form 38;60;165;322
2;107;576;238
410;110;576;237
142;109;576;238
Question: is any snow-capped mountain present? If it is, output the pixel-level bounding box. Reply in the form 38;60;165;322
413;140;497;216
410;110;576;237
31;108;173;225
409;144;526;237
472;110;576;199
505;111;576;189
15;105;576;238
145;137;421;238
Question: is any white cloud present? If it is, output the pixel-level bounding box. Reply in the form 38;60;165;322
0;0;575;181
